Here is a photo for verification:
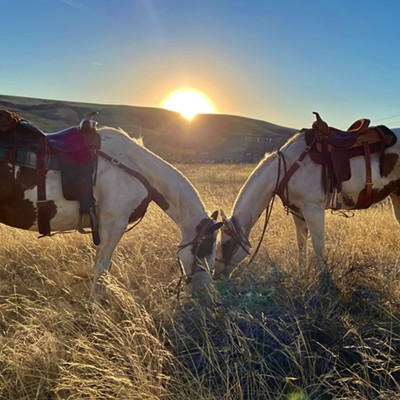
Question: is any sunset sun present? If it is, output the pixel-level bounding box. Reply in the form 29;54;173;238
161;88;216;120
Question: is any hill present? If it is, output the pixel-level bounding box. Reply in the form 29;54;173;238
0;94;297;162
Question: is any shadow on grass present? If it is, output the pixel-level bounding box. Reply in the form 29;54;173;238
167;261;400;399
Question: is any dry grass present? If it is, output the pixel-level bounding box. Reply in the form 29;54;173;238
0;163;399;399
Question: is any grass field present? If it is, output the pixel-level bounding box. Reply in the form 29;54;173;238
0;163;399;399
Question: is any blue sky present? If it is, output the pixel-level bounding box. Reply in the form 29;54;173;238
1;0;400;129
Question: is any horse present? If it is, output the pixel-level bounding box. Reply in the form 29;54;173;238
219;113;400;278
0;113;222;303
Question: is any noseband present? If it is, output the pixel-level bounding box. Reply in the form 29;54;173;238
221;216;251;266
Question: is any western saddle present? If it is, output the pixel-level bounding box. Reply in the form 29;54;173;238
0;109;101;244
304;112;397;208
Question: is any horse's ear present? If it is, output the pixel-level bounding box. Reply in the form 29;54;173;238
205;221;224;235
220;209;236;234
210;210;219;220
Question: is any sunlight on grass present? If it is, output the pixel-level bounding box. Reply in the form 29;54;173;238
0;164;399;399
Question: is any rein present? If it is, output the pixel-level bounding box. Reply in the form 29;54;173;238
243;153;283;267
222;215;251;263
238;152;284;269
223;152;283;272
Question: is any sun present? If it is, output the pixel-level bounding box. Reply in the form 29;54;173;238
160;88;216;120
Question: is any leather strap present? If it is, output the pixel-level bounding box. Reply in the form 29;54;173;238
357;141;373;209
275;139;315;200
36;148;51;235
97;150;169;211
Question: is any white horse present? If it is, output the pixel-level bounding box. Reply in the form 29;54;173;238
0;116;222;303
219;115;400;276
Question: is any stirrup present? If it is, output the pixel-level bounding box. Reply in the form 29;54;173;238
78;213;93;234
336;192;343;209
78;207;98;234
330;189;342;210
330;188;338;210
77;208;101;245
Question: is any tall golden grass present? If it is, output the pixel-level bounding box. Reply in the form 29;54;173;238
0;163;399;399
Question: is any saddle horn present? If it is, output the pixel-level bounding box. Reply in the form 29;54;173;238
85;111;99;120
312;112;329;135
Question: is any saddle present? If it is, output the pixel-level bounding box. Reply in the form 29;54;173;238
304;112;397;208
0;110;101;244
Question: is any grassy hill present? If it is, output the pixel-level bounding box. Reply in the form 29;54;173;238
0;94;297;162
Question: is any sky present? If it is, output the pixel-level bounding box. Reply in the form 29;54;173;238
1;0;400;129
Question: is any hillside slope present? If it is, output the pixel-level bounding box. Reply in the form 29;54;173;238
0;94;297;161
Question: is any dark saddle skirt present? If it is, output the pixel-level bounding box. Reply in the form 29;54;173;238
4;120;100;203
0;111;101;242
304;112;397;208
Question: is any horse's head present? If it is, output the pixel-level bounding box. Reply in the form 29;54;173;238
178;210;223;292
215;210;251;276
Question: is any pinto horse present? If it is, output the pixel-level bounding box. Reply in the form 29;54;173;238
219;114;400;276
0;116;222;303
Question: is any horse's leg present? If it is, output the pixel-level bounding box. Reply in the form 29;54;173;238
301;203;326;270
90;216;128;304
389;193;400;225
293;214;308;270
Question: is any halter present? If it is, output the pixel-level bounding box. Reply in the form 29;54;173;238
177;217;220;278
221;216;251;267
174;216;222;301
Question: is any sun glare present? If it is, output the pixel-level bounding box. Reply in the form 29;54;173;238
161;88;216;120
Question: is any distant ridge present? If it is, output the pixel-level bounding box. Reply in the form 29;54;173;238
0;94;297;162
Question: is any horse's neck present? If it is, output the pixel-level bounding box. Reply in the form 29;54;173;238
143;157;207;230
232;132;307;235
232;154;280;236
128;149;207;232
101;129;207;233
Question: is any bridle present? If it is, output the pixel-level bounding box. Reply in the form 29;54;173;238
177;216;221;281
221;215;251;267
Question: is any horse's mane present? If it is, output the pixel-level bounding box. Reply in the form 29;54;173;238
238;130;305;198
284;130;303;146
256;131;302;165
258;149;277;164
97;126;206;209
98;125;144;146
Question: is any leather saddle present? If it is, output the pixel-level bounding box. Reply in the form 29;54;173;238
304;112;397;208
0;110;101;244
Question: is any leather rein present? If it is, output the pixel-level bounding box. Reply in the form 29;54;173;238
222;150;285;271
